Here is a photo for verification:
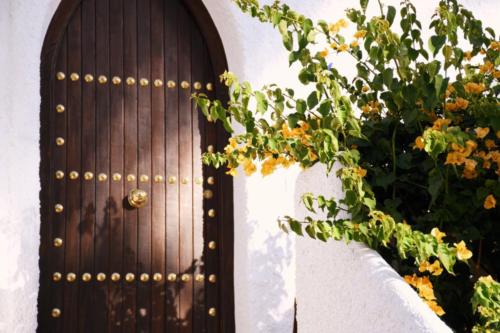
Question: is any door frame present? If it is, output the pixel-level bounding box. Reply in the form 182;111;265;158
38;0;234;331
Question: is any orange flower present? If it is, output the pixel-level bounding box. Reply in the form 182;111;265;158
418;260;443;276
464;82;486;94
480;61;494;74
475;127;490;139
353;30;367;39
425;300;445;316
355;167;367;178
226;168;237;177
445;151;466;165
362;85;370;92
414;136;425;150
432;118;451;130
454;241;473;261
485;139;497;149
350;40;359;48
484;194;496;209
455;97;469;110
431;227;446;243
243;159;257;176
464;51;473;61
319;48;329;58
338;43;349;52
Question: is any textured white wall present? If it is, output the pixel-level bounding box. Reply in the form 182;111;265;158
0;0;497;332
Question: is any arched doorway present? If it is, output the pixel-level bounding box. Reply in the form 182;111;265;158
38;0;234;331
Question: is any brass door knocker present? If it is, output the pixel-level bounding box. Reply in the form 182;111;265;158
128;188;148;208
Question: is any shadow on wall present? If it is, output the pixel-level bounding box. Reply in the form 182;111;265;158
240;217;295;332
0;208;41;332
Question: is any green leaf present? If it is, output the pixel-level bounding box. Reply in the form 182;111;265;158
428;35;446;57
437;243;456;274
307;91;319;109
254;91;268;114
290;220;303;236
302;193;316;213
387;6;396;26
296;99;307;113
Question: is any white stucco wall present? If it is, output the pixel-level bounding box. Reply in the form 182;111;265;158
0;0;497;332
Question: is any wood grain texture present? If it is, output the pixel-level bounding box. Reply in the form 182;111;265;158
39;1;234;332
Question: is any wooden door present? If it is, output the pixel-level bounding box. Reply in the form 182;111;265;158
38;0;234;332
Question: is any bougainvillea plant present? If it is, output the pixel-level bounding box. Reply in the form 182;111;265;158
194;0;500;330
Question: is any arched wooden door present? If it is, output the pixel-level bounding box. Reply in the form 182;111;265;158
38;0;234;332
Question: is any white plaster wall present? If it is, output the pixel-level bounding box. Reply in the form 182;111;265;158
0;0;498;332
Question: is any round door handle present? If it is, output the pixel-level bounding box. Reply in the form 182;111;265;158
128;188;148;208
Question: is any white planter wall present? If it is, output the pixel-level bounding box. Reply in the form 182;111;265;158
0;0;497;332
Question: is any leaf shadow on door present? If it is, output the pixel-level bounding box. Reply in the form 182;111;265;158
77;196;204;328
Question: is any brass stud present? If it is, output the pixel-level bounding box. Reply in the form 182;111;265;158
56;104;65;113
98;75;107;84
168;176;177;184
84;74;94;82
140;78;149;86
195;177;203;185
207;177;215;185
55;137;65;146
70;73;79;81
140;174;149;182
208;241;216;250
181;177;189;184
112;173;122;181
111;273;121;282
154;175;164;183
112;76;121;85
208;308;216;317
193;82;202;90
69;171;79;180
127;174;136;182
82;273;92;282
84;172;94;180
98;173;107;181
195;274;204;282
208;274;216;283
167;80;176;88
51;308;61;318
56;72;66;80
153;273;162;281
53;238;63;247
96;273;106;282
181;81;190;89
206;83;214;91
167;273;177;282
140;273;149;282
55;171;65;180
181;274;190;282
125;273;135;282
55;204;64;213
66;273;76;282
53;272;62;282
203;190;214;199
153;79;163;87
208;209;216;218
126;77;136;85
207;145;214;153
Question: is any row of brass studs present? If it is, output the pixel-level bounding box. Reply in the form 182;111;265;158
56;72;214;91
52;272;216;283
54;171;211;185
53;236;217;250
52;306;217;318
